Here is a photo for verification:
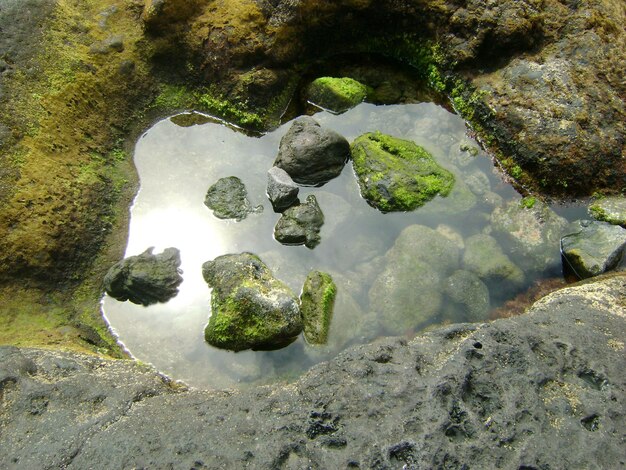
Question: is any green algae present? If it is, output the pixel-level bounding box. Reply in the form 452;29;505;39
300;271;337;345
306;77;371;113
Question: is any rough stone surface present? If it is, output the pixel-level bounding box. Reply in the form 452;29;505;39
589;196;626;227
561;220;626;279
267;166;299;211
444;269;490;322
351;132;455;212
274;116;350;186
103;247;183;306
274;194;324;249
202;252;302;351
306;76;369;113
2;275;625;469
204;176;262;221
300;271;336;345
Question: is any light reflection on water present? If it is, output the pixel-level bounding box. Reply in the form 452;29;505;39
103;103;553;389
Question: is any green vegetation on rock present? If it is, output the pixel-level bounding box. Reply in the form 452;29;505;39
300;271;337;345
351;132;454;212
306;77;371;113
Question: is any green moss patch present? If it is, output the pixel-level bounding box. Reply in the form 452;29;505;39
300;271;337;345
306;77;370;114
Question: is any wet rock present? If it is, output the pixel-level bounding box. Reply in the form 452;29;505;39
274;195;324;249
589;196;626;227
274;116;350;186
306;77;370;114
463;234;525;290
443;270;490;323
300;271;337;345
465;169;491;196
560;220;626;279
351;132;455;212
202;253;302;352
267;166;299;211
103;247;183;306
491;199;568;273
204;176;262;221
418;176;477;216
370;225;460;334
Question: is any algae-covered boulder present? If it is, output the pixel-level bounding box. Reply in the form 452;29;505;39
274;195;324;248
351;132;454;212
369;225;460;334
204;176;262;221
589;197;626;227
104;247;183;306
202;253;302;352
560;220;626;279
306;77;370;114
274;116;350;186
300;271;337;345
462;234;525;291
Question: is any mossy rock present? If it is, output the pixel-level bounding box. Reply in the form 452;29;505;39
306;77;370;114
351;132;454;212
300;271;337;345
588;197;626;227
202;253;302;352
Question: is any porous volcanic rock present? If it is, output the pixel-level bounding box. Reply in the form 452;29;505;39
204;176;262;221
274;194;324;248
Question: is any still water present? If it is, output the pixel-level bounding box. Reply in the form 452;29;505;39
103;103;568;389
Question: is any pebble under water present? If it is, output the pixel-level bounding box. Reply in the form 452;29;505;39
102;103;576;389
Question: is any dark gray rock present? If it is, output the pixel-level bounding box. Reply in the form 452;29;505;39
202;253;302;351
2;275;625;469
561;219;626;279
267;166;299;211
204;176;262;221
103;247;183;306
274;116;350;186
444;269;490;322
274;194;324;248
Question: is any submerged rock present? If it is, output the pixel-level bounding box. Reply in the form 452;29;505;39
369;225;460;334
204;176;262;221
560;220;626;279
463;234;525;290
300;271;337;345
104;247;183;306
491;199;568;274
306;76;370;113
274;195;324;248
202;253;302;352
274;116;350;186
589;196;626;227
351;132;454;212
267;166;299;211
443;270;490;323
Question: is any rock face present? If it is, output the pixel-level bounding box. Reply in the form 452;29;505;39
266;166;299;211
273;117;350;186
300;271;337;345
351;132;454;212
2;274;625;469
306;76;370;113
204;176;262;221
274;195;324;248
202;253;302;351
103;247;183;306
561;220;626;279
589;196;626;227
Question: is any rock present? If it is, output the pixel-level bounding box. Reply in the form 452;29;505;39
491;199;568;273
142;0;201;34
103;247;183;306
266;166;299;211
465;169;491;196
273;116;350;186
351;132;455;212
89;35;124;54
204;176;262;221
417;176;477;216
560;220;626;279
202;253;302;352
300;271;337;345
369;225;460;334
306;76;370;113
443;270;490;323
589;196;626;227
274;195;324;249
463;234;525;290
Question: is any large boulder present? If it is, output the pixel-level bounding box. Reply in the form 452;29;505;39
589;196;626;227
202;253;302;351
351;132;455;212
300;271;337;345
273;116;350;186
305;76;370;114
204;176;262;221
274;194;324;248
103;247;183;306
560;220;626;279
